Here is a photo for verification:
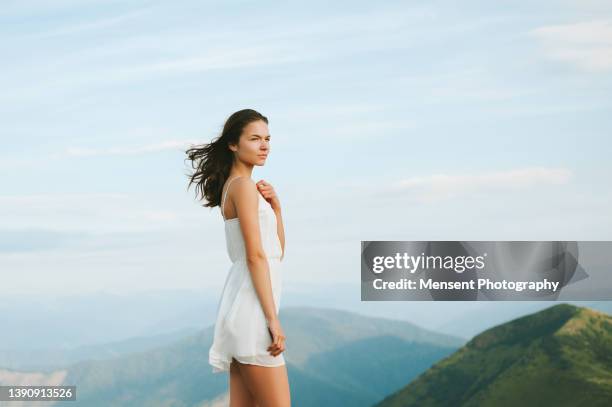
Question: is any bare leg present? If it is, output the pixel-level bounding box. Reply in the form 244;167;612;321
229;357;258;407
233;359;291;407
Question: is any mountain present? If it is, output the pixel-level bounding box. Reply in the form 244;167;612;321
0;306;463;406
279;307;464;405
0;326;199;371
0;289;219;351
375;303;612;407
431;300;612;339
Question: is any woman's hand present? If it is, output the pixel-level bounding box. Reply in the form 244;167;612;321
266;317;286;357
256;180;281;213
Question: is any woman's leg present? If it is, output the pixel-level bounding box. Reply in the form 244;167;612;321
229;357;257;407
233;360;290;407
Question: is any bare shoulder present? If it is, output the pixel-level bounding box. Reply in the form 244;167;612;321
230;177;259;205
231;176;257;193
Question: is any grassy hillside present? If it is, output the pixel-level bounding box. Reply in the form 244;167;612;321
375;304;612;407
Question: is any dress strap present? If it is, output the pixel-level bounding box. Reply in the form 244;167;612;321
221;176;242;220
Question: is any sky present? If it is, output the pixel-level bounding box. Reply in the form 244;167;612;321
1;0;611;298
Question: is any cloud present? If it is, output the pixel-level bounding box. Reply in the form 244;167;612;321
0;228;88;253
25;7;153;39
0;4;439;104
63;139;199;157
391;167;573;203
0;138;200;169
1;0;122;16
530;20;612;72
0;192;190;234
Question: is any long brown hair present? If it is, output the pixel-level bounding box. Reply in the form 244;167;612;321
184;108;269;208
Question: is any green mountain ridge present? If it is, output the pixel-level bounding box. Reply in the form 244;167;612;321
375;303;612;407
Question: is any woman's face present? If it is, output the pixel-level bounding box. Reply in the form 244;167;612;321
232;120;271;165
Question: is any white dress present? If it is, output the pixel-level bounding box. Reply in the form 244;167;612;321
208;176;285;373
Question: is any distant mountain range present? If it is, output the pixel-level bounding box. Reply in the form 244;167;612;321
1;286;610;354
0;306;463;406
1;304;610;406
375;303;612;407
0;326;200;371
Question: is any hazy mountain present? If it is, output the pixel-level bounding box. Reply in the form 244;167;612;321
0;290;218;350
375;304;612;407
1;306;463;407
3;285;609;355
0;327;199;371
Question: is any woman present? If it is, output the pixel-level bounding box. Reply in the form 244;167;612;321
185;109;291;406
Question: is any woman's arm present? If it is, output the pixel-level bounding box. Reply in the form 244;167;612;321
274;208;285;261
255;180;285;261
232;178;279;322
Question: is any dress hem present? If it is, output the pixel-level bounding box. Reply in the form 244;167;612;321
209;351;286;374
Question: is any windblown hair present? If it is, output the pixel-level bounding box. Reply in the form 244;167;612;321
184;108;269;208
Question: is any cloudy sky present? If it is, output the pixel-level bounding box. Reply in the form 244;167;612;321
1;0;611;298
